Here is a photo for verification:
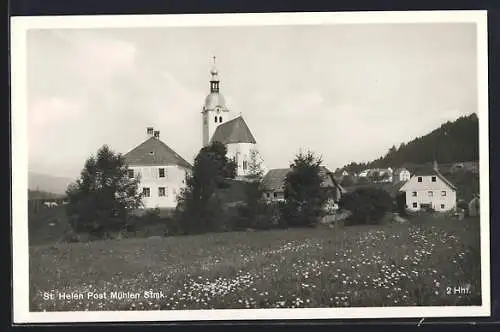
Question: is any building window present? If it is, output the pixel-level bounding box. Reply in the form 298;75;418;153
441;204;445;209
219;116;222;123
417;177;422;182
412;202;417;208
159;168;165;178
128;169;134;178
431;176;436;182
441;191;446;196
158;187;166;197
273;192;278;198
428;191;433;197
142;187;150;197
266;192;270;198
243;160;248;170
412;191;417;197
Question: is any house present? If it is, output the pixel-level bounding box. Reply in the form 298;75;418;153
123;128;193;209
358;170;370;178
399;161;457;212
260;166;346;203
201;57;261;179
393;168;411;183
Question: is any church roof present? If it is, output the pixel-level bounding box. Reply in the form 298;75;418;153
210;116;257;145
123;137;192;169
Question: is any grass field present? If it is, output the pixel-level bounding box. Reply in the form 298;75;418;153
28;215;482;311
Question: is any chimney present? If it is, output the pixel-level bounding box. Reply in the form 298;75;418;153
154;130;160;139
147;127;154;138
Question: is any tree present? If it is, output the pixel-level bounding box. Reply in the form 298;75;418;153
339;187;393;225
65;145;142;237
282;150;328;227
247;147;264;181
175;141;237;234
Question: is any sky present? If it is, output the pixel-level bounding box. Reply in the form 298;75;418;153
26;23;478;179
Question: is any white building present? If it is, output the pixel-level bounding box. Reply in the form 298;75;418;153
123;128;192;209
399;162;457;212
201;57;260;179
393;168;411;183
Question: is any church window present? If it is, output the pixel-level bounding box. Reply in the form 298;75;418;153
158;187;166;197
219;116;222;123
159;168;165;178
214;116;218;123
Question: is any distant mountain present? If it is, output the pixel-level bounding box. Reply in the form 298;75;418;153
338;113;479;174
28;172;74;195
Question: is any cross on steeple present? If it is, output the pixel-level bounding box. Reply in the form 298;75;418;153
210;55;220;93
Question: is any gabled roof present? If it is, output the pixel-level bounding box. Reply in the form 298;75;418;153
260;166;345;193
260;168;289;192
123;137;192;169
210;116;257;145
400;167;456;191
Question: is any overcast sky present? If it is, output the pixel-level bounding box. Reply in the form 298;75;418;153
26;23;477;179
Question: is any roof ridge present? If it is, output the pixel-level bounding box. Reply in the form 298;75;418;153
124;136;192;169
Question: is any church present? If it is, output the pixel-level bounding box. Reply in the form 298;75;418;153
201;57;259;179
123;57;261;209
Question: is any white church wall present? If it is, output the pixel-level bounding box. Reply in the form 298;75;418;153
129;164;191;209
226;143;255;177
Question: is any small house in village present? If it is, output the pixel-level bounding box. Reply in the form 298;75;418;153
260;166;346;203
123;128;193;209
393;168;411;183
399;161;457;212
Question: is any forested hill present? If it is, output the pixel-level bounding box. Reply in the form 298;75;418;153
339;113;479;174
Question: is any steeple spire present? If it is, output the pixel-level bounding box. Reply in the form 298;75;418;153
210;55;220;93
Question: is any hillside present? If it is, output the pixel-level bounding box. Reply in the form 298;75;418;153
28;172;74;195
339;113;479;174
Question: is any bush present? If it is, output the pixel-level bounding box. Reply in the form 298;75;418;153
339;187;393;225
235;201;286;230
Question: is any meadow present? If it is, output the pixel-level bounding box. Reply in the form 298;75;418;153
28;214;482;311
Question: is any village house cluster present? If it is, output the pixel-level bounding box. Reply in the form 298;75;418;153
122;57;473;215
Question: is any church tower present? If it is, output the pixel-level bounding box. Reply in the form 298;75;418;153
202;56;230;147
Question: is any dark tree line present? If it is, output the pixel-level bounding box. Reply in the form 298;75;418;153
338;113;479;173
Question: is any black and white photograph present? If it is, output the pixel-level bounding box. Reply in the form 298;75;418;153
11;11;490;323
